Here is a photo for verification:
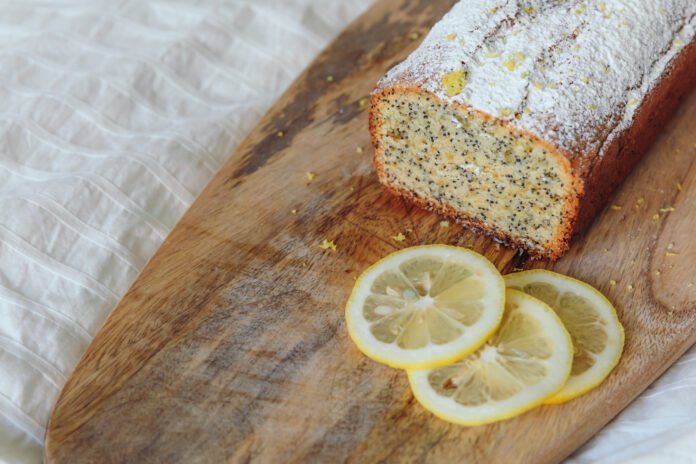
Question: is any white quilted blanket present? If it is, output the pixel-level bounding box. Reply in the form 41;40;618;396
0;1;694;463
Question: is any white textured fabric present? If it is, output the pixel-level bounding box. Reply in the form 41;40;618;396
568;348;696;463
0;1;693;463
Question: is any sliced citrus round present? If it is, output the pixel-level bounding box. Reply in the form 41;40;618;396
504;270;624;404
345;245;505;369
407;289;572;425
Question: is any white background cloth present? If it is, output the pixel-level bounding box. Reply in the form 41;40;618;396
0;1;693;463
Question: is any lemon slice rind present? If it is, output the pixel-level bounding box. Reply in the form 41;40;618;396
345;245;505;370
504;270;624;404
407;289;573;426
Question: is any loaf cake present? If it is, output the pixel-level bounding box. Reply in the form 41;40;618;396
370;0;696;259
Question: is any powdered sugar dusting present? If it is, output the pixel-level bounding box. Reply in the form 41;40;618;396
377;0;696;161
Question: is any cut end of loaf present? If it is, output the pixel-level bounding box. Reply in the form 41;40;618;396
370;87;582;260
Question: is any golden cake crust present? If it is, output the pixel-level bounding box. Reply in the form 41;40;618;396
573;38;696;234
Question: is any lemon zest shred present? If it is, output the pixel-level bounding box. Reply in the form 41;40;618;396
392;232;406;242
320;239;337;252
441;69;468;97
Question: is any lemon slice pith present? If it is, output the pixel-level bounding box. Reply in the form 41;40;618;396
505;270;624;404
407;289;572;426
345;245;505;369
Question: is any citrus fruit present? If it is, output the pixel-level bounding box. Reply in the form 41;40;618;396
345;245;505;369
505;270;624;403
407;289;572;425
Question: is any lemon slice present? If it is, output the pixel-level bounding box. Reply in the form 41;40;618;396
407;289;572;425
345;245;505;369
505;270;624;403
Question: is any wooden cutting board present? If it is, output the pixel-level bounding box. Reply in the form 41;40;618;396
45;1;696;462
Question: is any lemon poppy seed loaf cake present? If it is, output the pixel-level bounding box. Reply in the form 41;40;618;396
370;0;696;259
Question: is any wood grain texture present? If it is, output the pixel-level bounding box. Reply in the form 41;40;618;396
45;1;696;462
